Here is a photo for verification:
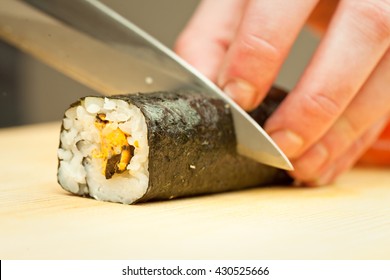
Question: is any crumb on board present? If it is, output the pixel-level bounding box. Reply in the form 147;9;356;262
145;76;153;85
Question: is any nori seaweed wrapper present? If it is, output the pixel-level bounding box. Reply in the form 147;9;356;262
107;86;292;203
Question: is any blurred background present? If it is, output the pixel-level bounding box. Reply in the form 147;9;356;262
0;0;319;128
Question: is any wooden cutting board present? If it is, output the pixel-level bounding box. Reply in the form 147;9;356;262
1;122;390;259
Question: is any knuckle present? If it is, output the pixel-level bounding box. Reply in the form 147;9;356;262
353;135;367;151
236;33;283;66
382;48;390;61
347;0;390;44
174;35;188;54
300;91;343;122
338;116;363;144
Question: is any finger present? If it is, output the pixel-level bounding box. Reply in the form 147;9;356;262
174;0;248;81
358;121;390;166
291;49;390;181
307;0;340;35
218;0;319;110
265;0;390;158
304;117;389;186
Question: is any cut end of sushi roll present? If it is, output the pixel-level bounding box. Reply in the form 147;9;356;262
57;96;149;204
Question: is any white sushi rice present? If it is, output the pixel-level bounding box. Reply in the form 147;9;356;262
57;97;149;204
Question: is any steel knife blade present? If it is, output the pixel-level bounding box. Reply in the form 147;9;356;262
4;0;293;170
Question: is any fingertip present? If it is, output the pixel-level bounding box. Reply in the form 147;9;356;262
295;164;337;187
290;143;329;179
310;166;337;186
268;129;304;158
223;79;259;111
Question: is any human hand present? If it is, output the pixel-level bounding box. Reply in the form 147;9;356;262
175;0;390;185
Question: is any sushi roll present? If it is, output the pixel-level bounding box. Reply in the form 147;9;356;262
57;88;291;204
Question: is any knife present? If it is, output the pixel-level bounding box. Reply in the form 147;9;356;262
0;0;293;170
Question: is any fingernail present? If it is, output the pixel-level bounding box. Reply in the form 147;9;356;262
312;167;336;186
223;79;257;110
294;144;328;175
270;130;304;158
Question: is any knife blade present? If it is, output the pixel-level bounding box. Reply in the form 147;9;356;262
3;0;293;170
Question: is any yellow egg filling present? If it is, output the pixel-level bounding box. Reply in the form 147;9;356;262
93;114;134;179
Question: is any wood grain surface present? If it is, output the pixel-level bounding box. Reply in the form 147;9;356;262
1;122;390;259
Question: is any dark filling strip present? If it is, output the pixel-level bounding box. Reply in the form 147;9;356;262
95;114;135;179
105;145;135;179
